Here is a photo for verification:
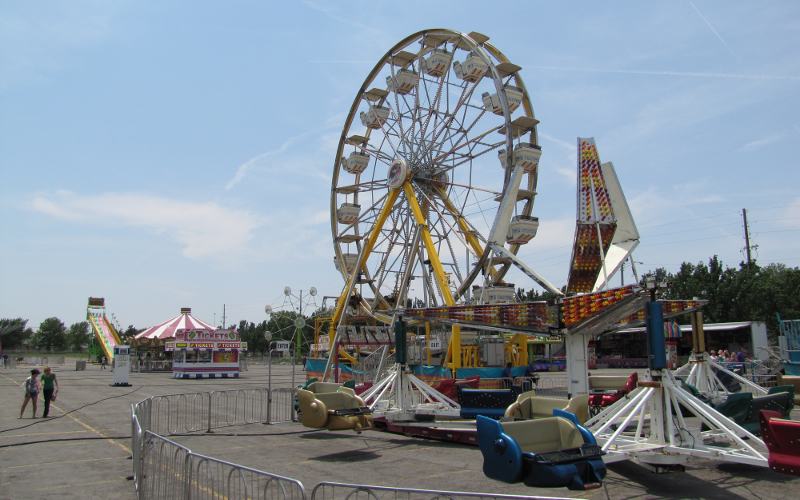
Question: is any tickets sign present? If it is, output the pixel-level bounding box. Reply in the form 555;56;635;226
164;341;247;351
175;329;239;341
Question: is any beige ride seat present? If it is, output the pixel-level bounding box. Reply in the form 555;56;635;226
588;375;629;391
504;391;589;424
296;383;372;432
501;416;586;454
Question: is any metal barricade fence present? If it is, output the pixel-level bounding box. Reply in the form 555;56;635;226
140;431;192;500
144;388;296;436
131;390;567;500
186;452;306;500
310;482;571;500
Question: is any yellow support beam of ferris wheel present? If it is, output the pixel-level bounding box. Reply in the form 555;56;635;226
434;186;500;282
403;181;461;370
328;188;402;339
435;186;486;261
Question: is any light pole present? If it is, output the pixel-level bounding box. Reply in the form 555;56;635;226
264;328;274;424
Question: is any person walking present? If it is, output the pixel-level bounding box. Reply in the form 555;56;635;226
19;369;40;418
100;356;107;370
41;367;59;418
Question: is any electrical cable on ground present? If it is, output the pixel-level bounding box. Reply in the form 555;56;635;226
0;385;143;434
0;429;319;449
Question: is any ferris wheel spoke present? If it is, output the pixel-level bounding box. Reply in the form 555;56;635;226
431;122;500;168
431;187;489;258
393;225;421;309
418;79;478;163
414;71;448;163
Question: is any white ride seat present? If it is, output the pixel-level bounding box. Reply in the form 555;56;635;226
334;253;359;273
498;143;542;173
506;215;539;245
422;49;453;77
482;85;524;115
386;69;419;95
475;284;516;304
453;52;488;82
342;151;370;174
360;105;391;129
337;203;361;225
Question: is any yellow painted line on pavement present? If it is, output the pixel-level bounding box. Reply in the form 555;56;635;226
51;401;132;454
0;429;90;439
6;456;120;469
0;372;131;454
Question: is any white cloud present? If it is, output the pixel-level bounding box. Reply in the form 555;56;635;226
738;133;785;152
226;131;311;190
30;191;261;260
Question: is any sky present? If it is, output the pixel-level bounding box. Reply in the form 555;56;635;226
1;0;799;330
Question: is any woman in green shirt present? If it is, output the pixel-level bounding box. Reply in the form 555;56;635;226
41;366;58;418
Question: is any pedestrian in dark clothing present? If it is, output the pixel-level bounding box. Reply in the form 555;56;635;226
41;366;59;418
502;362;513;388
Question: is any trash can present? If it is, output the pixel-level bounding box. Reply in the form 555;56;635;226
75;360;86;371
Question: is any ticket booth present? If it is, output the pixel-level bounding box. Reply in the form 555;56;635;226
166;329;247;379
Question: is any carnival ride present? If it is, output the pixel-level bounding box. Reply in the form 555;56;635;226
323;28;564;419
87;297;123;361
297;28;800;487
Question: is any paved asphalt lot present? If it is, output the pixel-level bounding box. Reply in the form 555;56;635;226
1;360;798;499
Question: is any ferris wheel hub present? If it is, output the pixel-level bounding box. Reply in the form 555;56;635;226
387;158;411;190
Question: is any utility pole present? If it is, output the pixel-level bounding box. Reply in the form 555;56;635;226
297;289;303;363
222;304;227;329
742;208;753;268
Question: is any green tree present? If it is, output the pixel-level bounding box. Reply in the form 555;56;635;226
65;321;91;351
652;256;800;339
0;318;32;350
32;317;67;351
121;325;141;343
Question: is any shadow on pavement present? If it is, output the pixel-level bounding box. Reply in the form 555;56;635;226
601;461;753;500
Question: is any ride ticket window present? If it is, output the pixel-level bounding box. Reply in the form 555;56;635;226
186;350;198;363
198;350;212;363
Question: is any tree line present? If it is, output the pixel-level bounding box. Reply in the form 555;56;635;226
0;309;332;356
3;256;798;352
517;256;800;337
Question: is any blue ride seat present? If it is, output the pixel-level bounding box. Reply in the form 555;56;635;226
476;411;606;490
459;386;522;419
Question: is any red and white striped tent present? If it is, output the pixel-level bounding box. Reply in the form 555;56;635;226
135;307;215;340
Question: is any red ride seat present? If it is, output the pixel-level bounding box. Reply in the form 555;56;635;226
589;372;638;411
432;376;479;402
760;409;800;476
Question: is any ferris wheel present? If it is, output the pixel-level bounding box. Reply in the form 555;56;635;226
331;29;561;327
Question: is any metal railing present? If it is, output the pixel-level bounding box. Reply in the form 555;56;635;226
310;482;570;500
136;430;305;500
186;449;306;500
131;389;576;500
140;388;295;435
